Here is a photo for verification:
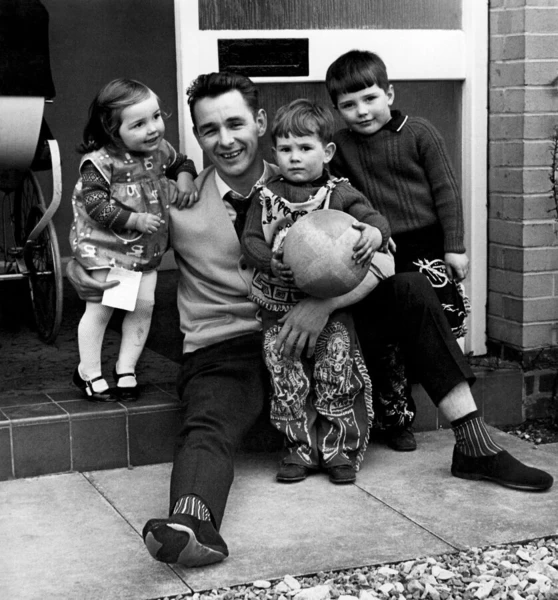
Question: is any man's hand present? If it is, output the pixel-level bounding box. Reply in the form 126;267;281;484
275;296;335;360
351;223;382;265
444;252;469;282
173;172;199;209
66;260;119;303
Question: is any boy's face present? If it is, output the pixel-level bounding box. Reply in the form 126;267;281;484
273;134;335;184
336;84;394;136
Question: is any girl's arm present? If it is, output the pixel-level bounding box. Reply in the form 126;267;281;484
241;196;273;272
165;144;199;209
80;161;133;230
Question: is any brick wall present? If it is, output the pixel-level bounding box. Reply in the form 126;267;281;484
488;0;558;360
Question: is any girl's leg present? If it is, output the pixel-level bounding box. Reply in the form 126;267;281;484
116;270;157;384
77;269;114;391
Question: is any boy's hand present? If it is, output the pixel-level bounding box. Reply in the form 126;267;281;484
271;249;294;284
173;172;199;209
387;237;397;254
136;213;163;234
444;252;469;282
351;223;382;265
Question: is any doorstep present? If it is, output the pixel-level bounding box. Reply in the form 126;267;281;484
0;363;524;481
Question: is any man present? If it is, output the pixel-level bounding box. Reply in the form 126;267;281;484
67;72;553;569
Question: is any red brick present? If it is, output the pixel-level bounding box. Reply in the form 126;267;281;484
524;114;558;139
525;7;558;33
490;140;524;166
525;34;558;58
523;140;554;166
489;269;524;295
489;245;524;270
489;88;526;113
488;290;505;316
489;219;524;245
524;88;558;112
523;168;554;194
525;61;558;85
523;273;555;297
490;61;525;87
490;8;525;35
489;114;524;140
522;222;557;247
488;194;556;220
489;166;524;192
522;322;557;348
521;297;558;321
524;247;558;270
487;315;524;346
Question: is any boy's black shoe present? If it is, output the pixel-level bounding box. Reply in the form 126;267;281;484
451;447;553;491
386;426;417;452
328;464;356;484
276;461;310;483
142;513;228;567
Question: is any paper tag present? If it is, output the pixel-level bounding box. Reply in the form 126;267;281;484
102;268;142;312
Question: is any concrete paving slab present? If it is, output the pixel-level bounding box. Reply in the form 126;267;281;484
357;428;558;551
88;452;456;591
0;472;190;600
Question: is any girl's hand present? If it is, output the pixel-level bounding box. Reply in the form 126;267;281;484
351;222;382;265
174;173;199;209
271;249;294;284
445;252;469;282
136;213;163;234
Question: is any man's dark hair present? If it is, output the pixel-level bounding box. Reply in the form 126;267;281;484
325;50;390;107
187;72;260;128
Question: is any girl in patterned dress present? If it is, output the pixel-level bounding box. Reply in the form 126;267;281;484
69;79;197;401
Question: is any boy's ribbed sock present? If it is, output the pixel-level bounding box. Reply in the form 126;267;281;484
172;494;211;522
451;410;503;457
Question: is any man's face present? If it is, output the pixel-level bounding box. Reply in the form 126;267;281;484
193;90;267;182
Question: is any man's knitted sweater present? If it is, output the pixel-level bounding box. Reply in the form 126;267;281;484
331;111;465;254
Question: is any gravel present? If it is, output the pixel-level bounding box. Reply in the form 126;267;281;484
150;536;558;600
148;423;558;600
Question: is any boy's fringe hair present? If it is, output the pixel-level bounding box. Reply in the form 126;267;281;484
325;50;390;107
271;99;335;145
78;78;162;154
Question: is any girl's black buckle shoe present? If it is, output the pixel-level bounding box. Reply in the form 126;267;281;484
72;368;116;402
113;368;139;401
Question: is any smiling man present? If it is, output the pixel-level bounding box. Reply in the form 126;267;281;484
67;72;552;570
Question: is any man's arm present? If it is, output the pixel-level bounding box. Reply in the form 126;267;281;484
275;260;384;360
66;259;119;303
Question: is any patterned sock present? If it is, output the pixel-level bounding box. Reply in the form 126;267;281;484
172;494;211;522
451;410;503;457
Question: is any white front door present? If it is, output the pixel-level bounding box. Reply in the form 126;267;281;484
174;0;488;355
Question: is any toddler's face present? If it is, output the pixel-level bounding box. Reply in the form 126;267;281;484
273;134;335;184
336;84;394;136
118;92;165;153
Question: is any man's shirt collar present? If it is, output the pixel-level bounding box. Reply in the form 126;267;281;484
214;161;273;200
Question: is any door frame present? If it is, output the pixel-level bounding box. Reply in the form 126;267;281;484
174;0;488;356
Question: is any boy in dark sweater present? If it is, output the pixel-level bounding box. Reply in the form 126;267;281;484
325;50;471;451
242;98;395;485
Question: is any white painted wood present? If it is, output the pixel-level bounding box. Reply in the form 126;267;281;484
173;0;488;355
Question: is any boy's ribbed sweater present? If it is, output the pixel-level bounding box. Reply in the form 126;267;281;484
331;111;465;254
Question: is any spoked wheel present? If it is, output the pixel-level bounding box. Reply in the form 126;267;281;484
19;173;63;343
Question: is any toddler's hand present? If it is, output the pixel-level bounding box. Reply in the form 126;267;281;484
271;249;294;284
174;173;199;209
351;222;382;266
444;252;469;282
136;213;163;234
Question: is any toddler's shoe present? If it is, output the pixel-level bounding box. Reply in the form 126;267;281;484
113;368;139;401
143;513;228;567
451;447;553;491
328;464;356;484
73;368;116;402
276;461;310;483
